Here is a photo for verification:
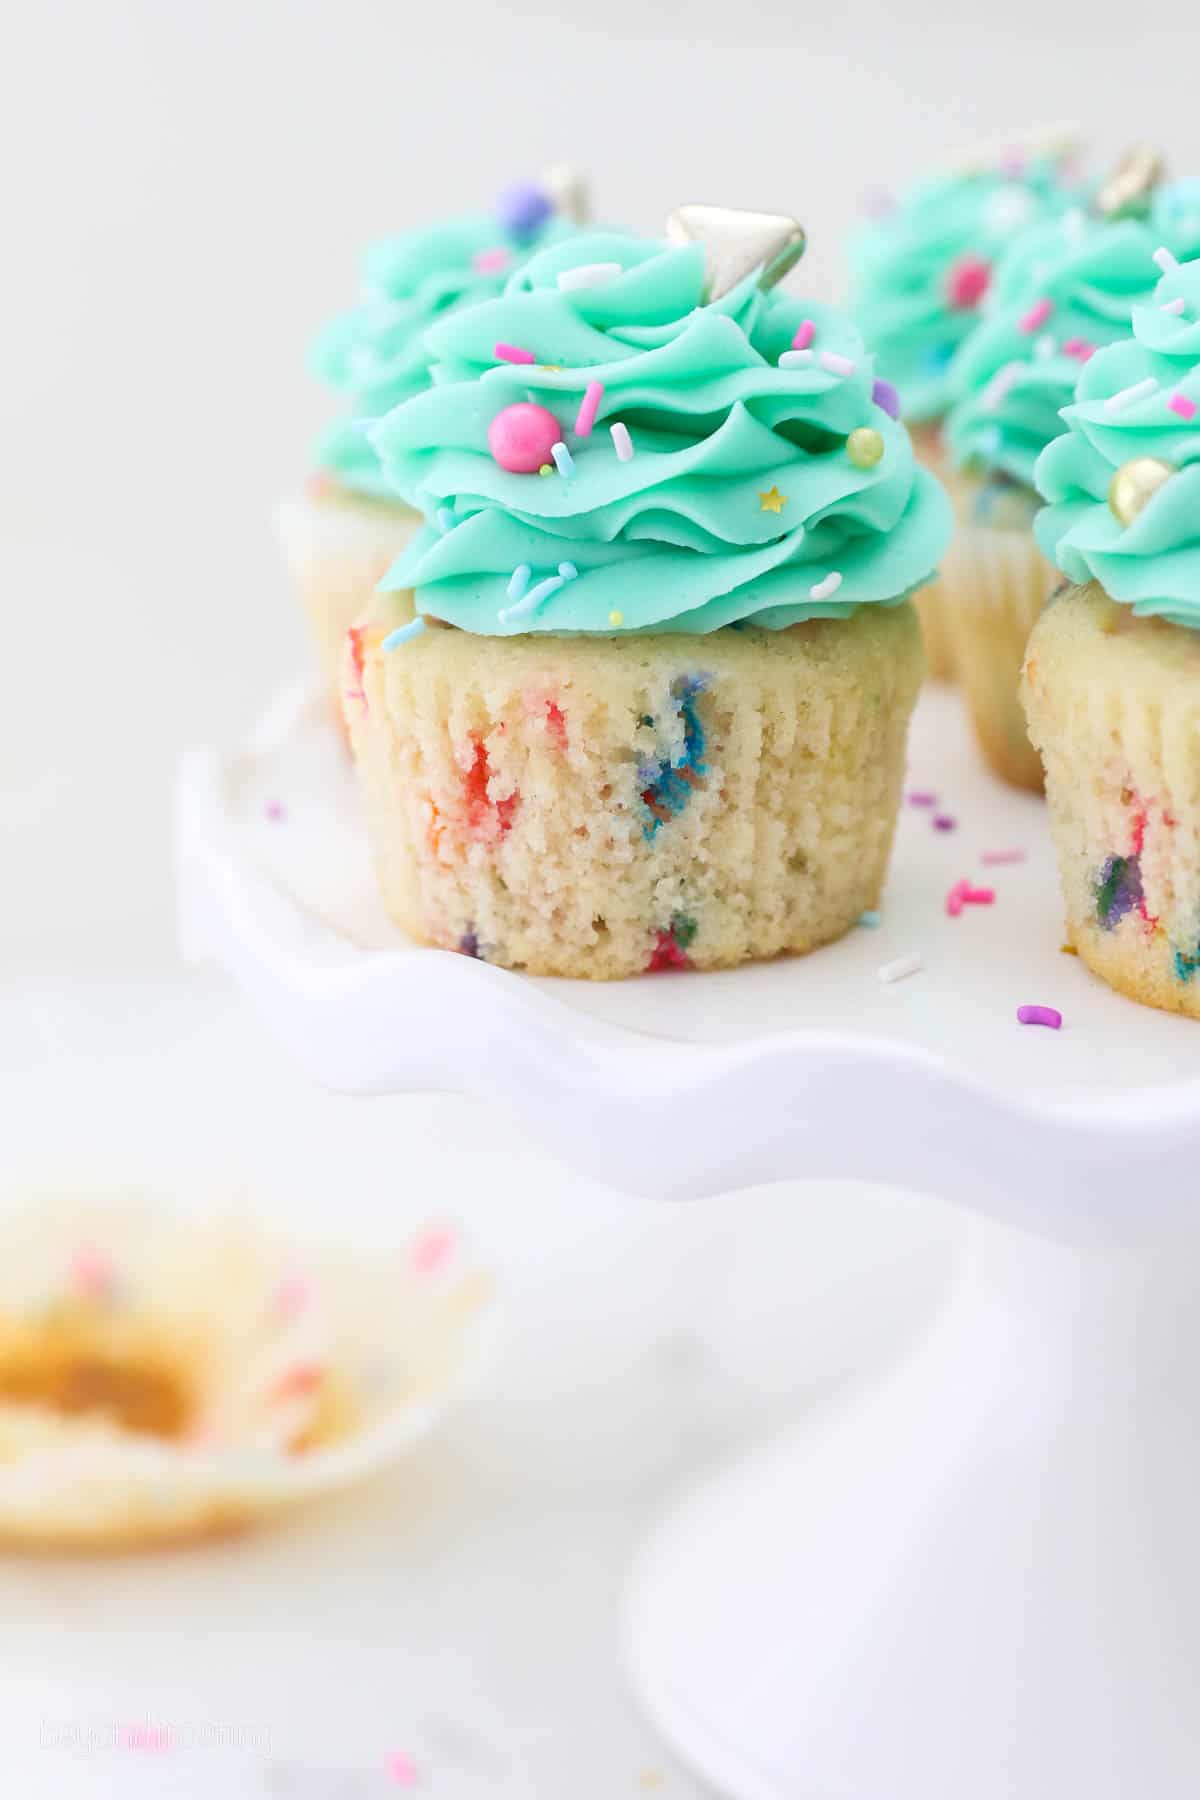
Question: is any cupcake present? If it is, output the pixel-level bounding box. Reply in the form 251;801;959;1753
1021;250;1200;1017
346;215;951;980
280;176;582;718
946;165;1200;789
847;126;1082;676
0;1201;493;1546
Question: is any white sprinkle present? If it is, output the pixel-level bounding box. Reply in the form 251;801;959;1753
551;440;575;478
1034;333;1056;361
1104;376;1159;414
878;952;923;985
1162;296;1187;316
982;361;1024;411
778;348;813;367
809;571;843;600
1154;245;1179;273
557;261;623;292
506;563;531;601
610;421;634;461
819;350;856;376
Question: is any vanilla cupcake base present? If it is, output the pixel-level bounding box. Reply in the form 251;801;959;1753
1021;583;1200;1019
949;518;1057;792
909;425;968;681
278;482;419;720
346;604;924;980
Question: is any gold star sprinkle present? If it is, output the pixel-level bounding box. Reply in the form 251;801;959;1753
759;485;787;514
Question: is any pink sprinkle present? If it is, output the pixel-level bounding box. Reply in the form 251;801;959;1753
1017;1004;1062;1030
1169;391;1198;421
933;814;956;832
385;1750;420;1788
69;1249;113;1300
410;1225;455;1276
273;1272;312;1319
473;246;511;274
264;798;285;822
1062;337;1096;362
574;380;604;438
791;318;816;351
908;790;937;807
1019;297;1054;334
122;1725;171;1754
981;848;1026;865
495;342;535;365
964;886;995;905
946;879;970;918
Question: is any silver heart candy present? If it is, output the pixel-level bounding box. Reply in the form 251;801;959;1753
665;205;806;302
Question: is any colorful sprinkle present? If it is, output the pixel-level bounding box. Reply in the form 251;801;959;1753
965;886;995;905
609;610;624;627
506;564;532;601
933;813;956;832
495;341;536;365
847;426;884;469
551;440;575;478
610;421;634;461
981;848;1025;865
1104;377;1158;414
473;246;511;275
857;909;881;928
385;1749;421;1788
878;952;922;985
872;378;901;419
1062;337;1096;361
574;380;604;438
498;563;577;625
945;253;992;309
908;790;937;807
820;350;855;376
557;261;622;291
1153;245;1179;273
791;318;816;351
488;401;561;473
496;181;553;239
383;618;427;650
778;348;813;368
1169;391;1198;421
264;799;285;822
982;361;1024;412
759;484;787;513
945;879;970;918
809;571;843;600
410;1225;455;1276
1162;296;1187;316
1017;1004;1062;1029
1019;296;1054;333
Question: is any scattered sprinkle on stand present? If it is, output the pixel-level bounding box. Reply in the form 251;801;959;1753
383;618;427;651
908;790;937;807
1104;376;1158;415
610;421;634;461
857;910;881;928
946;879;970;918
878;952;923;985
551;440;576;478
791;318;816;350
1169;391;1198;421
264;798;285;823
1018;1004;1063;1030
385;1748;420;1788
574;380;604;437
495;341;536;365
810;571;842;600
982;847;1026;865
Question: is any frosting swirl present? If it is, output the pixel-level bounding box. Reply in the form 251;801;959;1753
1034;255;1200;628
948;192;1200;490
310;215;573;498
372;232;951;636
847;150;1080;424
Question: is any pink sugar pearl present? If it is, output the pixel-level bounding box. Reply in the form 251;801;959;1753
488;402;561;474
945;253;992;310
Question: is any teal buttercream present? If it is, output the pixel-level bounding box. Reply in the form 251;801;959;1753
1034;255;1200;629
947;190;1200;490
371;232;953;637
310;215;574;498
847;154;1082;424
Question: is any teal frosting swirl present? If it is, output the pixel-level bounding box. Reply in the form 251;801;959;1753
310;215;574;498
371;232;952;637
948;191;1200;490
847;152;1081;424
1034;255;1200;628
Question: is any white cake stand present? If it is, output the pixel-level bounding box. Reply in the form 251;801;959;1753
179;683;1200;1799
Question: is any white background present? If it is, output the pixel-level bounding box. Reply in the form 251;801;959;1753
0;2;1191;1791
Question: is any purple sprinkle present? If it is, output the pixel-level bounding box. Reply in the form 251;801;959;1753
933;814;957;832
496;181;553;240
1017;1005;1062;1030
458;931;482;960
908;790;937;807
872;378;902;420
264;799;285;822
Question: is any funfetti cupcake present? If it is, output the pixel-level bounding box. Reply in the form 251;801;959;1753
345;213;952;981
280;173;584;719
1021;250;1200;1018
847;125;1082;678
945;159;1200;790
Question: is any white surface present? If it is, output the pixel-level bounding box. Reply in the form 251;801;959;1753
0;963;958;1796
627;1216;1200;1800
180;680;1200;1226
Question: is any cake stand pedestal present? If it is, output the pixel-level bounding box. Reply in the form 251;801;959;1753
179;682;1200;1798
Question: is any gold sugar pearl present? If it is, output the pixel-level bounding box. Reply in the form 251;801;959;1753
847;426;885;469
1096;143;1165;219
1108;456;1174;526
